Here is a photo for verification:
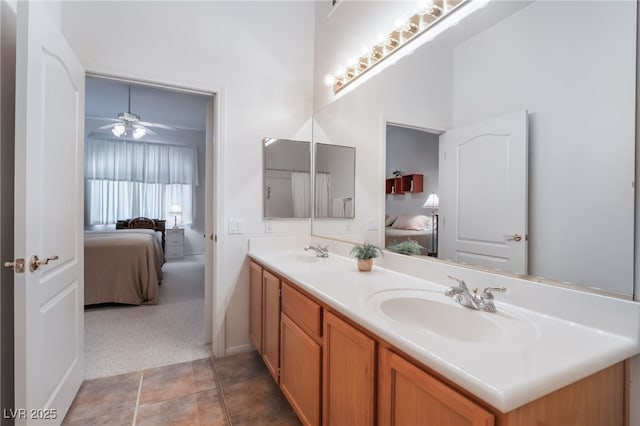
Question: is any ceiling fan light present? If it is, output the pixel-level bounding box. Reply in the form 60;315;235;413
132;127;146;139
112;123;126;137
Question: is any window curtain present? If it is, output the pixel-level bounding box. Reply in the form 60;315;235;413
85;137;198;225
314;172;331;217
291;172;311;218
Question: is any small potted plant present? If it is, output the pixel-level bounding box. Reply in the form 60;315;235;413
349;242;383;272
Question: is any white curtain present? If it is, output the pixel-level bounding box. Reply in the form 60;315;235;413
85;137;198;225
291;172;311;218
314;172;331;217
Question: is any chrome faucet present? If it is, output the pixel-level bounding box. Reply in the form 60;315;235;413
445;274;506;313
304;243;329;258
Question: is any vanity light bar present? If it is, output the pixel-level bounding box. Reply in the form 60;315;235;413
325;0;472;95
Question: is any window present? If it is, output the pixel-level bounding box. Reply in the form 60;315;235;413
85;137;199;225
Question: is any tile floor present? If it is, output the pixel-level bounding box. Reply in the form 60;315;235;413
63;351;301;426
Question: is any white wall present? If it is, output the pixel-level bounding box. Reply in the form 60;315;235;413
385;126;439;219
61;1;315;353
451;1;636;294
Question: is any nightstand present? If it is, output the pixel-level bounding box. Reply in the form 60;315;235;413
165;228;184;259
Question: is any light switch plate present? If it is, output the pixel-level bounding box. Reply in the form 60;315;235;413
367;217;378;230
229;218;244;234
265;220;273;233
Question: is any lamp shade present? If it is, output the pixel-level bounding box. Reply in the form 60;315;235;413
169;205;182;215
422;193;439;209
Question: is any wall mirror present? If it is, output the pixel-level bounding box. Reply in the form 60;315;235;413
314;143;356;218
311;0;636;297
263;137;311;219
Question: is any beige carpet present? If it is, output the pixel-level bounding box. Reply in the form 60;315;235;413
84;255;211;379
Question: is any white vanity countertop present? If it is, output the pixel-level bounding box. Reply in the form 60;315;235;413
248;245;640;413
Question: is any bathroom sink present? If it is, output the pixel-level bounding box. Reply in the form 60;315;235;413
368;289;539;343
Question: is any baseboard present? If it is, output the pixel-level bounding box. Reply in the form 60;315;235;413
224;344;254;357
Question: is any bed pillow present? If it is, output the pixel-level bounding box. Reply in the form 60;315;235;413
391;214;431;231
385;214;396;227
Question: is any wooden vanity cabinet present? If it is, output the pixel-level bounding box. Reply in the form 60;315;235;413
249;261;263;353
248;258;627;426
379;347;494;426
323;311;376;426
280;282;322;426
262;269;281;383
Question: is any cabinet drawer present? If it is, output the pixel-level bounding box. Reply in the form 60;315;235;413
166;230;184;244
282;280;322;340
165;245;184;259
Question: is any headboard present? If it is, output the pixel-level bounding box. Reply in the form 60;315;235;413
116;217;167;251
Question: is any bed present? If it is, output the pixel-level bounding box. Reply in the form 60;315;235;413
84;225;165;306
384;213;436;255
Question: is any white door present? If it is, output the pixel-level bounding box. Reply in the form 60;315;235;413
12;3;85;423
438;111;527;274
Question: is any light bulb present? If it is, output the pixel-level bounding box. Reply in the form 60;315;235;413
132;127;146;139
394;18;407;32
112;124;125;137
361;45;373;57
323;74;336;87
416;0;434;15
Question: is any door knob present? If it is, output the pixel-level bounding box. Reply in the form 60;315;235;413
29;255;59;272
504;234;522;242
3;258;25;273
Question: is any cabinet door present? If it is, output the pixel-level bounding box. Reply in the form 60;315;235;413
379;347;494;426
281;313;321;426
323;312;375;426
249;261;263;353
262;269;281;383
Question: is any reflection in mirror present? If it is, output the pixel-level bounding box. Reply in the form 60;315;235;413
385;125;439;257
263;138;311;219
311;1;636;296
315;143;356;218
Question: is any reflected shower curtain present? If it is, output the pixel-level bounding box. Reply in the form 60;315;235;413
314;172;331;217
291;172;311;217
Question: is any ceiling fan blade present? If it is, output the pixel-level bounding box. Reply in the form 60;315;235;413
139;121;175;130
97;123;118;130
86;115;121;123
132;124;157;136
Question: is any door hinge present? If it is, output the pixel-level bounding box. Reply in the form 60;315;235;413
277;367;281;377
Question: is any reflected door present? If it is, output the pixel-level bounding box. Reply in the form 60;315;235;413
439;111;528;274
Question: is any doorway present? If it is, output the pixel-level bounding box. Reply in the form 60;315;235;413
384;123;441;257
83;75;217;378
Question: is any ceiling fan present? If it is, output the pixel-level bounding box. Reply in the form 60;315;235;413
96;84;174;139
